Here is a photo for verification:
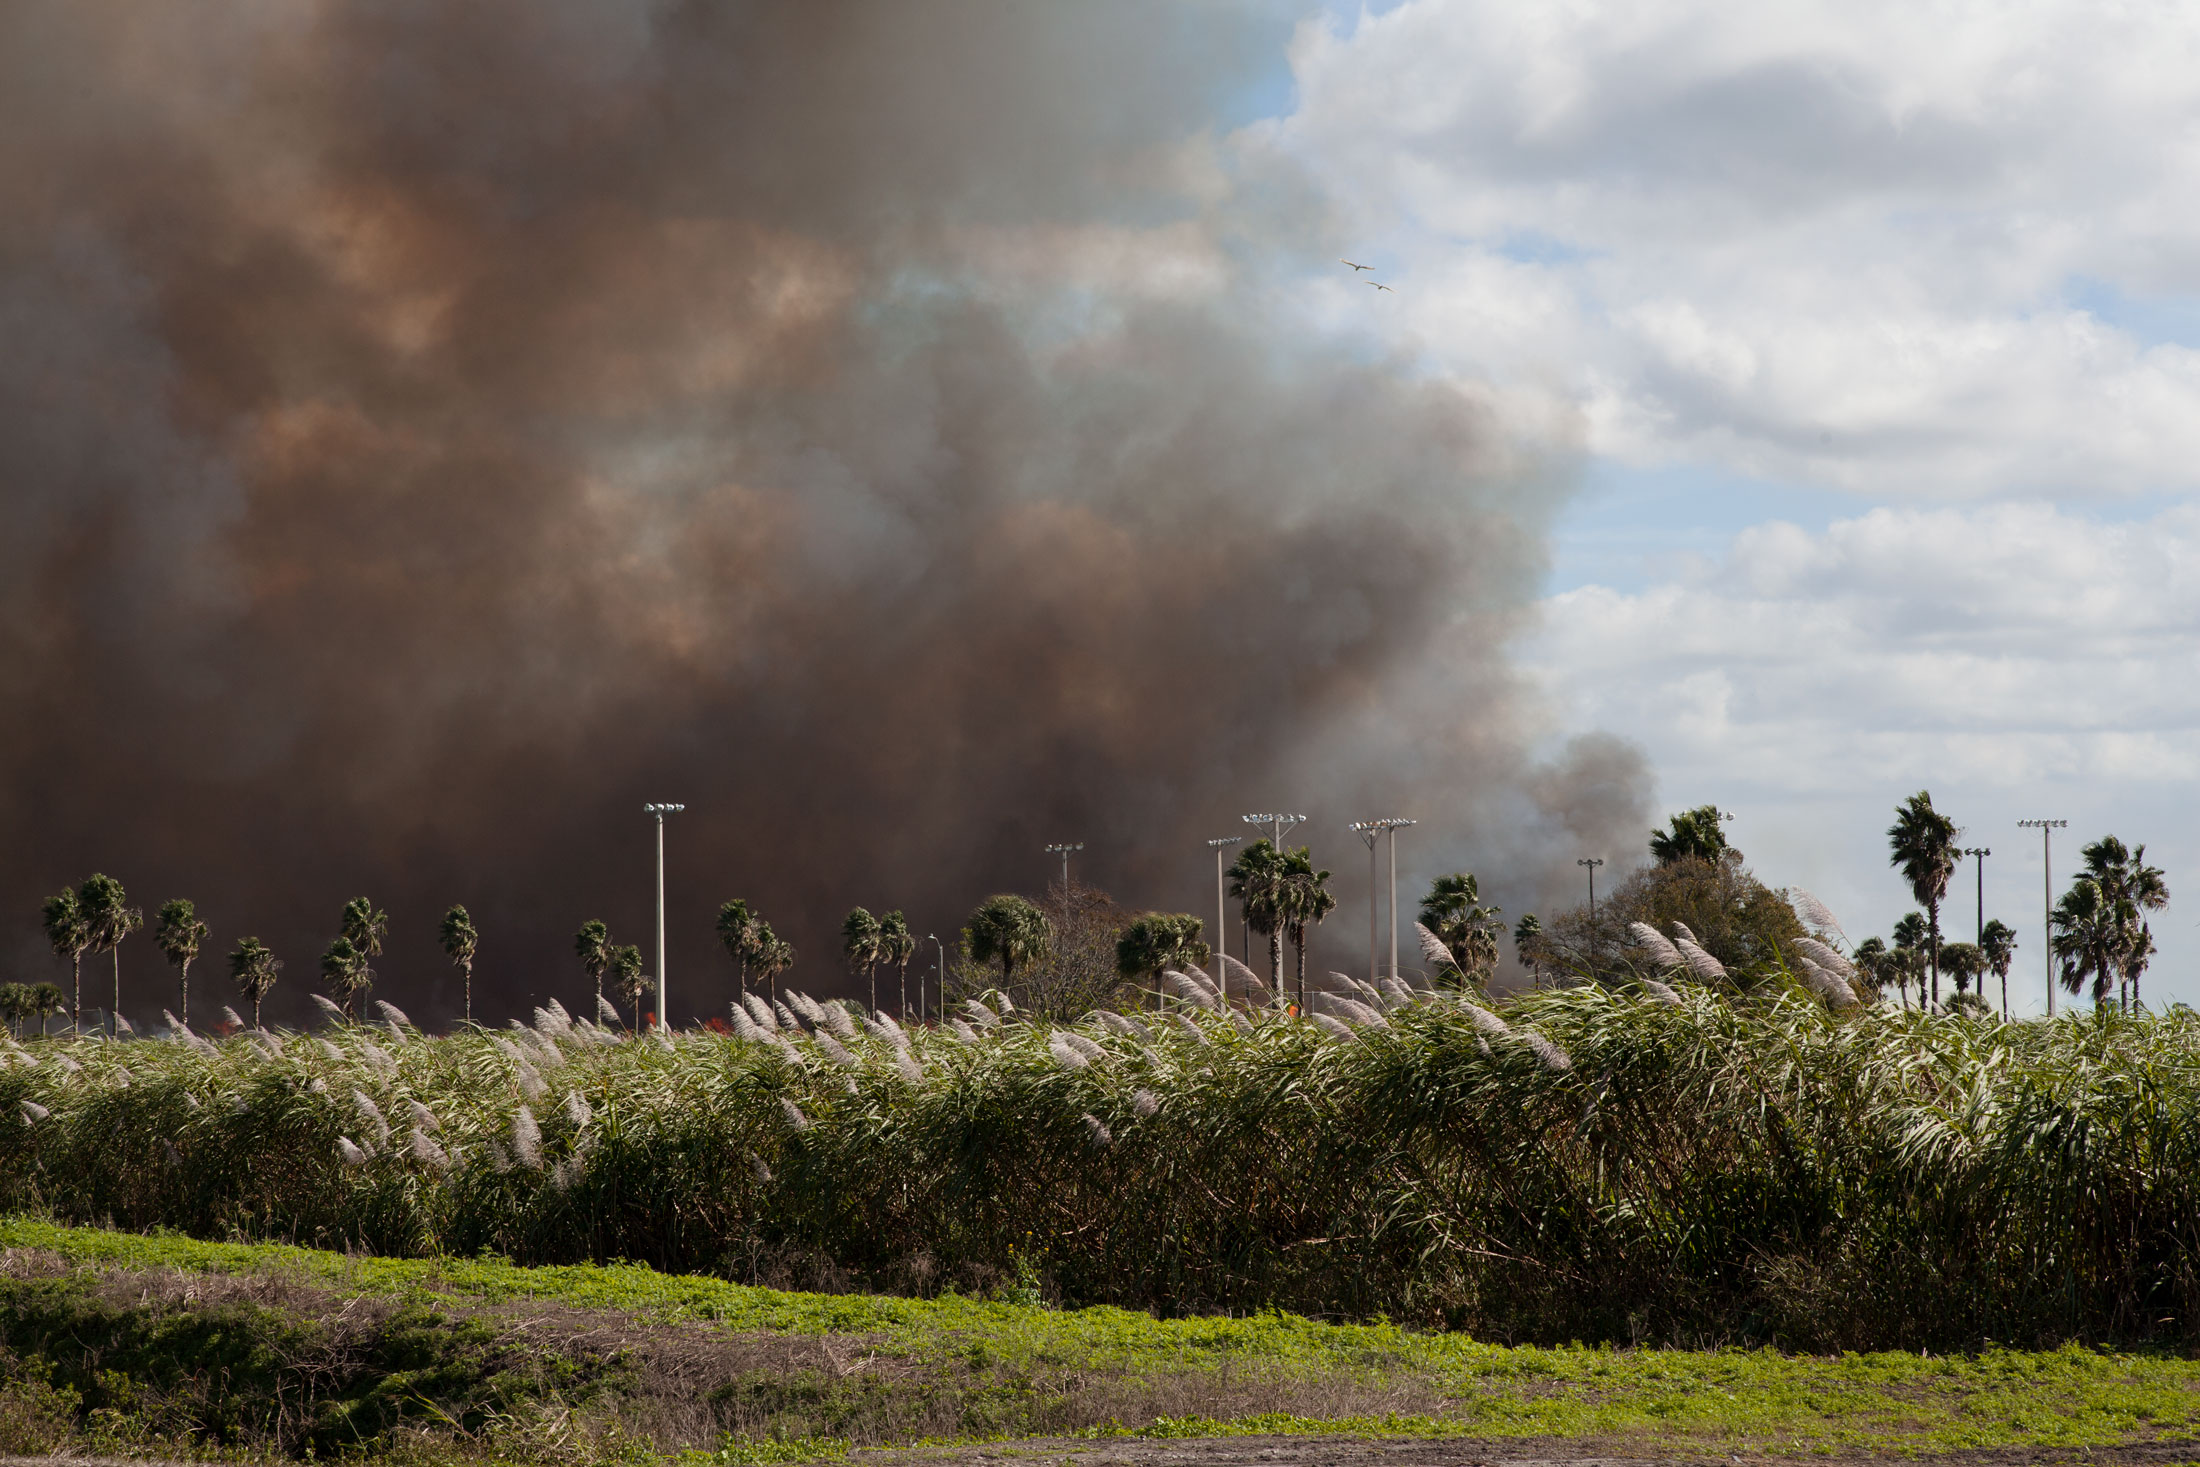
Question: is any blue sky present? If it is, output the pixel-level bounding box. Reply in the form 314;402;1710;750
1235;0;2200;1006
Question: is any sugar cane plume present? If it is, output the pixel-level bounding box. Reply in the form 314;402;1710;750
0;2;1651;1019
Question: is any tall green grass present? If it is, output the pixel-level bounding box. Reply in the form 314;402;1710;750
4;986;2198;1350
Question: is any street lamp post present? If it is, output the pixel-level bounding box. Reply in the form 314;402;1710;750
2018;820;2066;1016
1206;837;1241;995
644;804;685;1032
1348;818;1414;981
1578;858;1604;922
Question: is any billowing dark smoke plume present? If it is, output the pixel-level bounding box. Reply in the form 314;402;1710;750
0;1;1650;1025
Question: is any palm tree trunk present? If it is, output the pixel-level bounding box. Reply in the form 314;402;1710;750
1268;931;1282;986
179;958;191;1028
1927;905;1941;1008
900;959;909;1018
1293;927;1308;1012
112;949;122;1037
71;954;81;1035
252;995;263;1029
463;961;472;1026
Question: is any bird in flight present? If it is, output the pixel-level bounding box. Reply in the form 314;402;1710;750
1369;281;1393;292
1342;259;1372;271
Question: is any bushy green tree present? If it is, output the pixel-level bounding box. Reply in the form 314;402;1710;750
1115;913;1211;994
0;982;28;1039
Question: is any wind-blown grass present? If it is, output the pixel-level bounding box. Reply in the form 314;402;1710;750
4;987;2200;1349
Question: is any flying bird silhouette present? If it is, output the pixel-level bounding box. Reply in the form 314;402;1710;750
1369;281;1393;292
1342;259;1372;271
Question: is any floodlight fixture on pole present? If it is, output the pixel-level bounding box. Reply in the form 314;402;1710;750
2018;820;2066;1016
1578;857;1605;922
643;804;685;1031
1044;843;1084;895
1241;812;1307;850
1207;837;1241;993
926;934;945;1025
1962;846;1991;947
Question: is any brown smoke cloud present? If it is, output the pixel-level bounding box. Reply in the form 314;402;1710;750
0;0;1651;1025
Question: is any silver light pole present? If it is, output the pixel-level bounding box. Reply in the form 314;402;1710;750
1207;837;1241;994
1045;842;1084;896
2018;820;2066;1016
1385;819;1415;979
644;803;684;1031
1242;812;1307;850
1350;822;1382;983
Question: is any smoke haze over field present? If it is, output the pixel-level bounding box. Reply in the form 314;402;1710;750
0;0;1650;1025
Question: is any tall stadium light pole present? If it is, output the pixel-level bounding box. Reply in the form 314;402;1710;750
1963;847;1991;947
1350;822;1383;983
1207;837;1241;994
1578;857;1604;922
1045;842;1084;896
644;803;684;1031
1384;819;1416;980
2018;820;2066;1016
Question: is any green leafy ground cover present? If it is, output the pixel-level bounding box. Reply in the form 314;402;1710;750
3;1218;2198;1463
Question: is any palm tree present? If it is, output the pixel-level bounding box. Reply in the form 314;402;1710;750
967;894;1049;991
878;911;916;1017
1890;911;1929;1010
1649;805;1731;866
340;897;387;969
0;983;27;1039
574;920;613;1012
29;983;65;1038
1227;839;1286;983
609;944;647;1030
752;924;794;1003
2077;837;2169;1010
153;899;209;1028
1277;849;1336;1013
1851;937;1891;1003
1418;872;1502;984
1115;913;1211;997
439;905;480;1025
1512;914;1545;987
40;888;89;1035
228;937;281;1028
1939;941;1986;1005
841;907;883;1011
319;935;373;1019
715;900;757;996
78;873;142;1037
1887;791;1961;1006
2051;876;2119;1009
1980;919;2017;1015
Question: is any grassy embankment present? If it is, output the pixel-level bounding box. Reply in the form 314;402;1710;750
4;1218;2198;1465
10;988;2200;1350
